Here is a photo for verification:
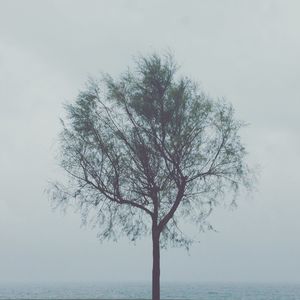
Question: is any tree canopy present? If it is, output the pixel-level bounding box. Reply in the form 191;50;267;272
50;53;251;249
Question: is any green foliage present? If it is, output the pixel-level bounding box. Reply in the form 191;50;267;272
49;53;252;249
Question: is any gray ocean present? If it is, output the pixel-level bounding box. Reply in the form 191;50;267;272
1;282;300;300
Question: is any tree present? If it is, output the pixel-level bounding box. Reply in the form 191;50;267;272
49;53;251;300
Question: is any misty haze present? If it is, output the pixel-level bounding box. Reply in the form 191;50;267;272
1;1;300;300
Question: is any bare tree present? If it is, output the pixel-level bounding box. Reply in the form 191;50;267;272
49;53;252;300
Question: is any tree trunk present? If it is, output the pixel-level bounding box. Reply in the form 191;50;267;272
152;229;160;300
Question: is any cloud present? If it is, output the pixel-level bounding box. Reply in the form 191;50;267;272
0;0;300;282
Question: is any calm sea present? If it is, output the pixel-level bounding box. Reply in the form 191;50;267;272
1;282;300;299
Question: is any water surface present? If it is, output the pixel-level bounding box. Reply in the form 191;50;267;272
1;282;300;299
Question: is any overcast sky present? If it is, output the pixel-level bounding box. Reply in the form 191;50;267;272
1;0;300;283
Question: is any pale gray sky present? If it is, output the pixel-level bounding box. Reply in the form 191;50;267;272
1;0;300;283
